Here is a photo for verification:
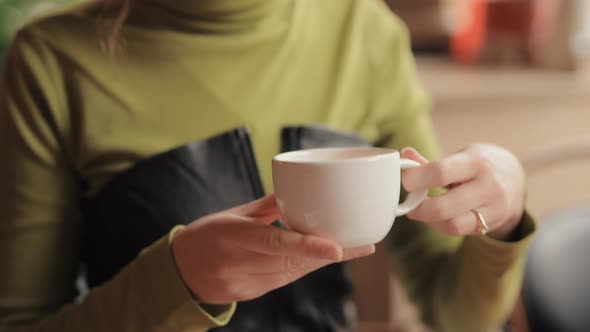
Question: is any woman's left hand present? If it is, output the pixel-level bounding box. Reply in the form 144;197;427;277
401;144;526;241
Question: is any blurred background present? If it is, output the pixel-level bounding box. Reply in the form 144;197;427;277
2;0;589;331
384;0;590;218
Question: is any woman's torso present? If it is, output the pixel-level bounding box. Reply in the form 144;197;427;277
30;0;395;195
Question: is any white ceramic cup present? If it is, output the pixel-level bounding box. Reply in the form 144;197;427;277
272;147;428;248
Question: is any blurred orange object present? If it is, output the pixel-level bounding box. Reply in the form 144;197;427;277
488;0;535;35
450;0;488;65
451;0;539;66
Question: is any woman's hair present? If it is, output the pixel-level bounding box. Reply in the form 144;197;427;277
101;0;132;59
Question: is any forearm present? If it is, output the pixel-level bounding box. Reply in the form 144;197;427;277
421;213;536;332
1;229;235;332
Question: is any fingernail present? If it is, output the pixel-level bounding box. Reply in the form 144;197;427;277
354;245;375;258
323;246;343;261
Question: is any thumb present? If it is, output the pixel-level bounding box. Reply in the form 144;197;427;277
232;194;281;224
401;147;429;165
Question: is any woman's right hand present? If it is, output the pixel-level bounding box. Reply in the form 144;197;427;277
171;194;375;305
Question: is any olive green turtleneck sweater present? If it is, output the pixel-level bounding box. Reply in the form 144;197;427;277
0;0;535;331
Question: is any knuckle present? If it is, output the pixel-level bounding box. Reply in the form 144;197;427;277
466;154;480;171
446;220;462;236
496;183;511;210
284;257;294;278
300;236;317;254
210;262;231;278
275;272;289;286
467;143;485;154
285;256;307;276
488;175;510;207
253;288;272;299
234;287;257;302
228;284;246;300
264;228;284;251
208;264;226;278
431;161;449;185
477;158;496;176
210;233;229;250
429;199;450;220
216;278;237;297
491;175;506;195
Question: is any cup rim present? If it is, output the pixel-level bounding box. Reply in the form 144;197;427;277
272;147;399;165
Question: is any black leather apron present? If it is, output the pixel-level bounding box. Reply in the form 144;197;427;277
81;126;370;331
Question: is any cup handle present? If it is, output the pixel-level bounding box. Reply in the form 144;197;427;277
396;158;428;217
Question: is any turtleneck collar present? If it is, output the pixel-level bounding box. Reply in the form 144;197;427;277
133;0;288;33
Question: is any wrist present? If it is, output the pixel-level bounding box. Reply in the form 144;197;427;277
169;227;203;301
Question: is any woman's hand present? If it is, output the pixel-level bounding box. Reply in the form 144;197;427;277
401;144;526;241
171;194;375;304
